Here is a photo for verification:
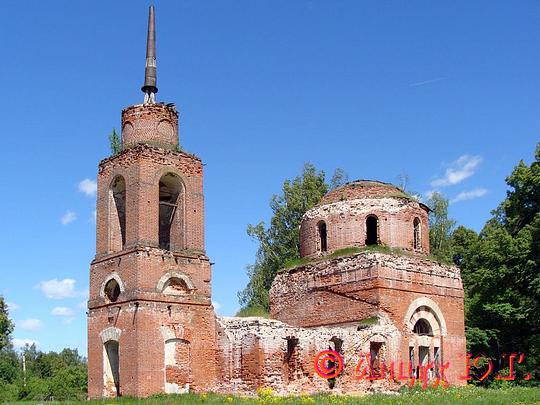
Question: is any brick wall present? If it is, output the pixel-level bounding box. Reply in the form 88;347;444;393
300;197;430;258
269;252;466;386
88;103;217;398
95;144;205;257
122;104;179;150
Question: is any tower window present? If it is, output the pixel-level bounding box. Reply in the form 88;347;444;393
104;279;121;302
413;217;421;250
159;173;183;251
365;215;379;246
162;277;190;295
318;221;328;252
110;176;126;252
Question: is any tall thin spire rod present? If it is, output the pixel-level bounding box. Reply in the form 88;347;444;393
142;5;158;104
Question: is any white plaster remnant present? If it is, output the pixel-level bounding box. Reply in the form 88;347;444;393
304;198;416;220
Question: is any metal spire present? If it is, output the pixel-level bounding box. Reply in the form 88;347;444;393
142;5;157;104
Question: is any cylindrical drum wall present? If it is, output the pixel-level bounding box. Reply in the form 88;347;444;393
299;181;430;258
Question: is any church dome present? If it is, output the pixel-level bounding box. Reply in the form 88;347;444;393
320;180;405;204
299;180;430;258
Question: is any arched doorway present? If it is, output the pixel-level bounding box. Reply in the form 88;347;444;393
103;340;120;397
164;338;191;393
365;215;379;246
405;299;446;380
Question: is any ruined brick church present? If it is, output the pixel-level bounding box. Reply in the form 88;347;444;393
87;7;466;398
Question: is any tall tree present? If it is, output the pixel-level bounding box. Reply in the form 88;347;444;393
428;192;456;262
0;295;13;351
453;142;540;383
238;163;344;312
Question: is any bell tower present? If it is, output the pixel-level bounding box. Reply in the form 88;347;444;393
87;6;217;398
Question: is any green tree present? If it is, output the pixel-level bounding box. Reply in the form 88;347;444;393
0;295;14;351
238;163;344;311
108;128;121;156
453;142;540;384
427;192;456;262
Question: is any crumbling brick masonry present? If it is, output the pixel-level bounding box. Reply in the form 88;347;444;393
87;102;466;398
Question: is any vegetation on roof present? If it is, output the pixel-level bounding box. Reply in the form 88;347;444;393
235;304;270;318
278;244;454;273
357;316;379;330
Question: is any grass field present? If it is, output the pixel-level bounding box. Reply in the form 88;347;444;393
5;386;540;405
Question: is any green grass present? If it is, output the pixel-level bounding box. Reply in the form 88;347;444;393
278;244;455;273
5;386;540;404
235;304;270;318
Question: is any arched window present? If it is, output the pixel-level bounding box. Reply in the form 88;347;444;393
159;173;183;251
318;221;328;253
104;279;121;302
103;340;120;396
413;217;421;250
162;277;191;295
109;176;126;252
413;318;433;336
365;215;379;246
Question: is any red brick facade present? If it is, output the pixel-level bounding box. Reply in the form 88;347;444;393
88;106;465;398
270;183;466;387
300;181;430;257
87;103;218;398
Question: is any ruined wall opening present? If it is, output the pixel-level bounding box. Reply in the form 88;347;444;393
159;173;183;251
330;336;343;354
285;336;301;381
369;342;383;376
365;215;379;246
104;279;120;302
318;221;328;253
109;175;126;252
413;217;421;250
164;338;191;394
103;340;120;397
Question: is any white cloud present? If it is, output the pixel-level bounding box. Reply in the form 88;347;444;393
12;338;38;349
78;300;88;310
61;210;77;225
212;301;221;311
450;188;488;204
38;278;77;299
7;302;19;311
78;179;97;197
17;318;43;331
62;318;75;325
51;307;74;317
431;155;483;188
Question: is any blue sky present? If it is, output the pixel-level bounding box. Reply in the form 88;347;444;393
0;1;538;356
